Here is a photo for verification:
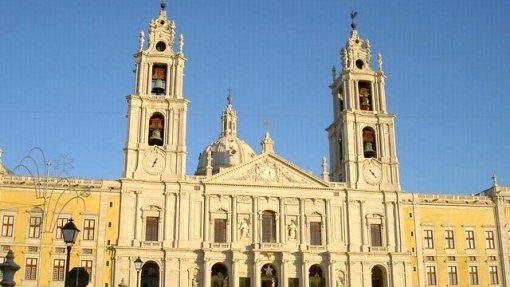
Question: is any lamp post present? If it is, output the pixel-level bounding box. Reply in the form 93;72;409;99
134;257;143;287
62;218;80;287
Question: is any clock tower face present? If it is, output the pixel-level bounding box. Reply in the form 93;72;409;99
363;160;382;185
143;149;166;175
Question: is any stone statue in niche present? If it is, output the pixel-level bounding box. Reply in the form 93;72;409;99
192;276;198;287
222;276;229;287
288;221;297;240
239;219;250;239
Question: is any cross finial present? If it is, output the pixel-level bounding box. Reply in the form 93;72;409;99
492;174;498;186
227;88;232;105
350;11;358;30
161;0;166;11
263;120;271;130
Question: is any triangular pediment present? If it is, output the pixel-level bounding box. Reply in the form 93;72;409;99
204;153;329;188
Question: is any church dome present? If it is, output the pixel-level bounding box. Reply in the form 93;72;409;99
196;136;256;175
195;93;256;175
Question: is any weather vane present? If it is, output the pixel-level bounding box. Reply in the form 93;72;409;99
350;11;358;29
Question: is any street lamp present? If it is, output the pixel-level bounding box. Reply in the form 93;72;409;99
134;256;143;287
62;218;80;287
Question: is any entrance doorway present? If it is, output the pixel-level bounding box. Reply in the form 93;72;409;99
309;265;324;287
260;263;277;287
141;261;159;287
371;265;386;287
211;263;228;287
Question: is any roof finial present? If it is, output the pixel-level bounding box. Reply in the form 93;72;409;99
161;0;167;11
350;11;358;30
492;174;498;187
227;88;233;105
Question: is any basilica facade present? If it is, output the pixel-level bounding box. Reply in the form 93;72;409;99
1;3;509;287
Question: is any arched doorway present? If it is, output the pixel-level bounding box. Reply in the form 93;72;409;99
141;261;159;287
211;263;228;287
371;265;386;287
309;264;324;287
260;263;277;287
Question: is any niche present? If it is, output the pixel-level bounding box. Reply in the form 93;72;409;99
151;64;167;95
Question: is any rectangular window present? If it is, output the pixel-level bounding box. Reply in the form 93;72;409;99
447;266;458;285
55;218;66;239
81;260;93;282
25;258;38;280
261;212;276;243
485;230;495;249
465;230;475;249
468;266;479;285
145;217;159;241
1;215;14;237
214;219;227;243
53;259;65;281
83;219;95;240
370;224;382;247
424;229;434;249
489;266;498;284
239;277;251;287
288;278;299;287
444;230;455;249
310;222;322;246
426;266;437;286
28;216;42;238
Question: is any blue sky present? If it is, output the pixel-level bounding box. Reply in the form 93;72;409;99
0;1;508;194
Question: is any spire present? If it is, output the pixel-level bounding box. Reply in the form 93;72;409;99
221;89;238;137
261;131;275;154
341;11;373;71
321;157;329;182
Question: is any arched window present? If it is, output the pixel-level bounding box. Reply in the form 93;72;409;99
211;263;228;287
359;81;372;111
151;64;167;95
148;113;164;146
262;211;276;243
309;265;324;287
362;127;376;158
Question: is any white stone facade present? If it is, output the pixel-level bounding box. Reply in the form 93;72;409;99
114;5;411;287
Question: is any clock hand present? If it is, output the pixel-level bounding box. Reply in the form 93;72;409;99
370;170;376;177
152;158;158;167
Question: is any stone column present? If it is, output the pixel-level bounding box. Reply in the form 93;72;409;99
204;195;210;243
279;197;285;243
253;197;258;243
302;260;309;287
254;259;261;287
299;199;306;247
203;258;211;287
232;196;237;243
133;191;142;245
359;200;367;251
281;259;289;287
326;200;332;246
231;258;239;287
163;191;172;246
384;201;395;251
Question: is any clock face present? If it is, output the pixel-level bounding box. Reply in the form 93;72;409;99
144;150;165;175
259;166;276;181
363;161;382;185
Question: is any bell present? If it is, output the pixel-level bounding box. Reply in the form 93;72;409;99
364;142;376;157
149;128;163;146
151;79;165;95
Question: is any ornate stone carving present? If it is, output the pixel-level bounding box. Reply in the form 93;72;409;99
287;220;297;240
239;218;250;239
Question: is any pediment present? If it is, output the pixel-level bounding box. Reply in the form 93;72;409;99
204;153;329;188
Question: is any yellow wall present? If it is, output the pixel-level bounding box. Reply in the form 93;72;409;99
0;179;120;286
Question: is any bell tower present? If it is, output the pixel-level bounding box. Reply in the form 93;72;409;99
123;2;188;181
327;13;400;190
